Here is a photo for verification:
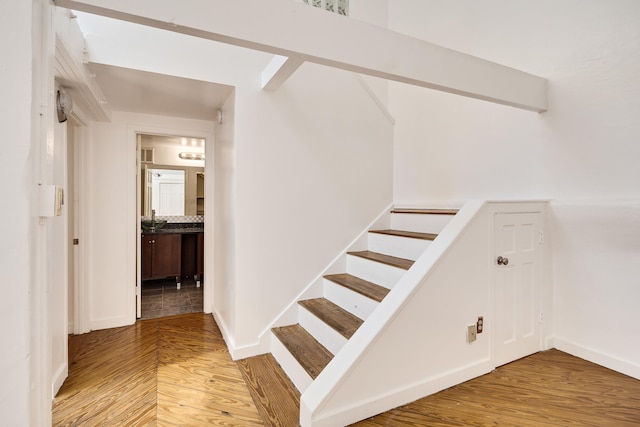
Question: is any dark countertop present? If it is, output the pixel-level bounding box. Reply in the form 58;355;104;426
141;222;204;235
141;227;203;235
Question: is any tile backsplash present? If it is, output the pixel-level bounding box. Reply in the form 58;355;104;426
141;215;204;223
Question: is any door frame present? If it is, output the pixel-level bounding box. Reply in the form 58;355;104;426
131;125;214;320
71;115;92;335
488;201;552;367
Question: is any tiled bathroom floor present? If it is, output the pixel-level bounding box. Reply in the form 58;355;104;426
140;278;203;319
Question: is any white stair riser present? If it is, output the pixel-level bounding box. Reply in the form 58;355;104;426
346;255;404;289
367;233;431;260
271;332;313;393
298;306;346;355
390;213;453;234
323;279;378;320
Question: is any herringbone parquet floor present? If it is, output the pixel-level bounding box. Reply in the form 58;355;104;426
53;313;640;426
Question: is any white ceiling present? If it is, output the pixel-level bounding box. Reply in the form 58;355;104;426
88;62;234;121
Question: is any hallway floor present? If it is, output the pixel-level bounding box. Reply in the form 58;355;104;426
53;313;640;426
54;313;263;426
141;278;203;319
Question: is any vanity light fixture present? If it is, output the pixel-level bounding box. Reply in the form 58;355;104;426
178;152;205;161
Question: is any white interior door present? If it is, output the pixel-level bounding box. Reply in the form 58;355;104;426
493;212;541;367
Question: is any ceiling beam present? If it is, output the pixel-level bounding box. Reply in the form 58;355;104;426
262;55;305;91
53;0;547;112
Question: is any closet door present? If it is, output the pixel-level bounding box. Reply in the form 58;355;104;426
493;212;541;367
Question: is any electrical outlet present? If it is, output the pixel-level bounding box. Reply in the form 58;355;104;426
477;316;484;333
467;325;477;343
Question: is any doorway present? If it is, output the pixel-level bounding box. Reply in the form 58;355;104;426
493;211;542;367
136;133;206;319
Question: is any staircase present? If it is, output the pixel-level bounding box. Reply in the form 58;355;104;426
270;208;458;394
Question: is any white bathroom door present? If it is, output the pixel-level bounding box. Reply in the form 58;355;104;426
493;212;541;367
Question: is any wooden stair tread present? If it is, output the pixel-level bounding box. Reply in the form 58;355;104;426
370;229;438;241
391;208;458;215
272;324;333;379
236;353;300;426
324;273;389;302
299;298;363;339
348;250;414;270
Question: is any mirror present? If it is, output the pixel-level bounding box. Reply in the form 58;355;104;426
140;134;205;216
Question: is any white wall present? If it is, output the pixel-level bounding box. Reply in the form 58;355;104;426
84;77;393;353
0;2;35;423
231;62;394;352
86;111;215;329
1;0;60;424
388;0;640;376
213;91;237;345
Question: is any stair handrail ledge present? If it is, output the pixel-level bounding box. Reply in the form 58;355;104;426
300;199;491;427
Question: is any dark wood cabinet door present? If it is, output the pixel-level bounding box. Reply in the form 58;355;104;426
152;233;182;278
181;234;196;279
141;234;154;280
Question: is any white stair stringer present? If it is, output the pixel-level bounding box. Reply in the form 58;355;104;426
299;200;491;427
270;204;470;427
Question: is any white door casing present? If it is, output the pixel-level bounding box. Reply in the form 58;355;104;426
493;212;541;367
136;134;142;319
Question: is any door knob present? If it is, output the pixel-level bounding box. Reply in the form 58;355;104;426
497;256;509;265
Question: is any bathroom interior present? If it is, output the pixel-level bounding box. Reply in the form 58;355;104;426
138;133;205;319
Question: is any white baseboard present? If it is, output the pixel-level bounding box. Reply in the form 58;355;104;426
211;310;263;361
51;362;68;399
552;337;640;380
90;315;133;331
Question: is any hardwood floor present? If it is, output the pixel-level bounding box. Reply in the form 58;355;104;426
54;313;640;426
53;313;262;426
352;350;640;426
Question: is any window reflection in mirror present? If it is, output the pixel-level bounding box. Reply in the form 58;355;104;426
140;134;205;217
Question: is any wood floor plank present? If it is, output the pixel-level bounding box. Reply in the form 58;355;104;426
156;399;263;427
237;353;300;427
156;385;260;419
157;367;251;398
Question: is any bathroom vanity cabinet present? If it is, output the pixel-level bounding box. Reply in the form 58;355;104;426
141;230;204;283
141;233;182;280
